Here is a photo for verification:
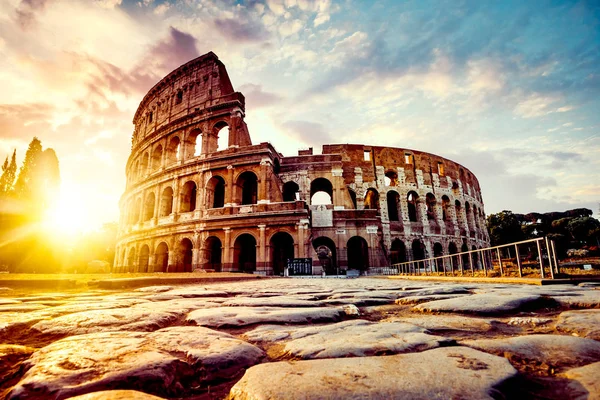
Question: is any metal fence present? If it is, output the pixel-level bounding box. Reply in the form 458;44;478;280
388;237;561;279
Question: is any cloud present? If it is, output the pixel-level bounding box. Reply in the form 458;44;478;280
15;0;52;29
238;84;284;109
143;26;200;74
281;120;331;146
213;18;270;43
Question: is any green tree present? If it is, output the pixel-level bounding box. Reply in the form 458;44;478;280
567;217;600;244
0;150;17;196
486;210;525;246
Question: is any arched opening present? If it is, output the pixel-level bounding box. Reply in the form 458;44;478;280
237;171;258;205
140;152;149;177
177;238;194;272
312;236;337;275
273;158;281;174
151;145;163;171
234;234;256;272
187;129;202;158
364;188;380;212
465;202;472;230
204;236;222;271
270;232;294;276
310;178;333;205
449;242;458;270
412;239;425;261
127;247;136;272
473;205;480;229
461;242;469;269
132;160;139;181
131;198;142;224
180;181;197;212
441;195;450;221
472;245;479;269
143;192;155;221
160;187;173;217
455;200;462;224
387;191;400;221
426;193;437;220
391;239;407;264
384;170;398;186
407;191;419;222
138;244;149;273
215;122;229;151
433;242;443;272
347;236;369;271
282;181;300;202
348;188;357;209
206;176;226;208
155;242;168;272
167;136;181;164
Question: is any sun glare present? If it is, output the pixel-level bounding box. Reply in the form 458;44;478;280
43;186;90;235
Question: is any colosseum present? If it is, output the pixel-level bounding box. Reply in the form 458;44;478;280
113;52;490;275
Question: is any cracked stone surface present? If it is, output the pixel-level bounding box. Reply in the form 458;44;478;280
7;327;264;399
242;319;453;358
229;347;517;400
67;391;166;400
1;277;599;400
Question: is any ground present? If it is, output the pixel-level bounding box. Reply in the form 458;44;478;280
0;275;599;399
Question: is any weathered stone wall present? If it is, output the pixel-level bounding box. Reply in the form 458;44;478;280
114;53;489;275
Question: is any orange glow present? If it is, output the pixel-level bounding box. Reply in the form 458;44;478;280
43;183;90;235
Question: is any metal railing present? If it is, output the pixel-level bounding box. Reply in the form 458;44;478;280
389;237;560;279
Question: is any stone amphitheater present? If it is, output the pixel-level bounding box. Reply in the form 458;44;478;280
113;52;489;274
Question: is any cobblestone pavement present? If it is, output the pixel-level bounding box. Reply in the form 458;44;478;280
1;278;599;399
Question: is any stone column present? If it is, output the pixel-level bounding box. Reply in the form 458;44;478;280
222;228;233;271
257;224;267;274
148;254;155;273
332;168;344;210
225;165;235;206
258;160;270;204
191;248;199;271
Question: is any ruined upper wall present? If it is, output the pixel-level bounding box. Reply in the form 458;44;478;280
131;52;244;147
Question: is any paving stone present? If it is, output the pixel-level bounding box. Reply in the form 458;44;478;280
187;306;347;328
415;293;542;315
555;310;600;340
31;307;183;336
157;287;229;298
242;319;453;359
134;286;174;293
400;285;473;297
578;282;600;288
387;315;494;332
0;299;21;305
66;390;165;400
221;297;321;307
0;303;48;312
563;361;600;400
506;317;552;326
132;298;223;313
8;326;264;399
463;334;600;369
395;294;470;305
229;347;517;400
552;291;600;308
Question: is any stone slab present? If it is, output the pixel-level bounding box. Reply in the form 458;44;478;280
555;310;600;340
415;293;542;315
67;391;165;400
563;361;600;400
229;347;517;400
8;326;264;399
387;315;494;332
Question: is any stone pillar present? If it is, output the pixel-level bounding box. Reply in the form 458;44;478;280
148;254;155;273
222;228;233;271
332;168;344;210
225;165;235;206
167;249;176;273
257;224;267;274
258;160;270;204
191;248;200;271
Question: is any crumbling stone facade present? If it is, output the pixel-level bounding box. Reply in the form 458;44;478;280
114;52;489;275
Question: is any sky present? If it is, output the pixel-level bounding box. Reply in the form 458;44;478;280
0;0;599;230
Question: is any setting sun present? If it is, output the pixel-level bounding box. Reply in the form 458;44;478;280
43;184;91;235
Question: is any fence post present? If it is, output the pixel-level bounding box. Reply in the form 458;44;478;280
515;244;522;277
482;250;488;277
551;240;558;277
536;239;545;279
497;248;503;276
459;255;464;276
469;252;474;276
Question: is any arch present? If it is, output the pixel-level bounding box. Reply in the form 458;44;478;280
143;192;155;221
233;233;257;272
273;158;281;174
387;190;400;221
473;205;480;229
206;175;226;208
282;181;300;202
151;144;163;171
426;193;437;220
310;178;333;205
167;136;181;164
390;239;406;264
204;236;222;271
177;238;194;272
127;247;136;272
472;245;479;269
140;152;149;177
138;244;150;273
236;171;258;205
412;239;425;261
215;121;230;151
348;188;357;209
465;201;472;230
385;170;398;186
154;242;169;272
270;231;294;276
364;188;380;212
347;236;369;271
461;242;470;269
312;236;337;275
449;242;458;271
160;187;173;217
132;160;139;181
441;195;450;221
180;181;197;212
433;242;443;272
187;128;202;158
407;191;419;222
